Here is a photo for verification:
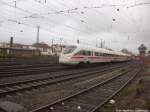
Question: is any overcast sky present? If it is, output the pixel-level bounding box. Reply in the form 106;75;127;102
0;0;150;54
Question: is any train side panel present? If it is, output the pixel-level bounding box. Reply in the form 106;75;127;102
59;44;131;65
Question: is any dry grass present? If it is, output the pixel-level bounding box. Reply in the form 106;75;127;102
99;67;150;112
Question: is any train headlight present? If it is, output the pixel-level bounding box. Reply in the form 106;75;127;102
67;56;71;59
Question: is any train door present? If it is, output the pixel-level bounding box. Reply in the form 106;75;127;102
83;50;91;64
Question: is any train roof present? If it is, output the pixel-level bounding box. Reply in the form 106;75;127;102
65;43;130;56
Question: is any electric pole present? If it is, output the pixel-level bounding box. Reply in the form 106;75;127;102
103;40;105;48
51;39;54;53
14;1;16;7
77;39;79;44
100;39;102;48
9;37;13;58
36;25;40;44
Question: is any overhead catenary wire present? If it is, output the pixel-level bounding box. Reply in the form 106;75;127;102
29;1;150;16
30;0;150;36
32;0;101;34
0;1;95;35
0;0;150;47
0;0;98;36
1;0;149;32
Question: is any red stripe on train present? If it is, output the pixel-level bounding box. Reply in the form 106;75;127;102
71;56;114;59
88;57;113;59
71;56;84;58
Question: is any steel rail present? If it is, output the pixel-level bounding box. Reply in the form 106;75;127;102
90;69;141;112
0;63;59;70
0;65;67;78
0;62;129;78
30;67;140;112
0;64;129;97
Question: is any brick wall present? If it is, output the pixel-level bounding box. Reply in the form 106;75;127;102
146;56;150;68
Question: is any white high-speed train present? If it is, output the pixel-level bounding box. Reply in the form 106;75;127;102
59;44;131;65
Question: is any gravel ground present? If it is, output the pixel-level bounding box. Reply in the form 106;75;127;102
1;68;125;111
99;66;150;112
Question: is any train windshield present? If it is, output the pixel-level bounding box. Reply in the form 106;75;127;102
63;45;76;54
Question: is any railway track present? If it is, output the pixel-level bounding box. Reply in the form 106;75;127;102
0;63;130;97
0;59;52;66
0;59;55;66
0;62;130;78
0;63;59;70
0;58;60;78
0;63;130;86
30;67;140;112
0;65;66;78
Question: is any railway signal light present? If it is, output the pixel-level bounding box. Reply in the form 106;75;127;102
81;20;84;22
112;19;116;21
77;105;81;110
117;9;120;11
81;11;84;14
109;99;115;104
50;106;54;110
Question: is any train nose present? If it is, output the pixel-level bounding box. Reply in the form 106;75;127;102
59;54;71;64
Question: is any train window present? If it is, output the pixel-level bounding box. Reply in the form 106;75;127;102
95;52;99;56
95;52;98;56
103;53;107;56
75;51;84;55
109;54;112;56
103;53;112;56
82;51;86;55
85;51;91;56
75;50;91;56
95;52;103;56
112;54;115;56
111;54;115;57
63;45;76;54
